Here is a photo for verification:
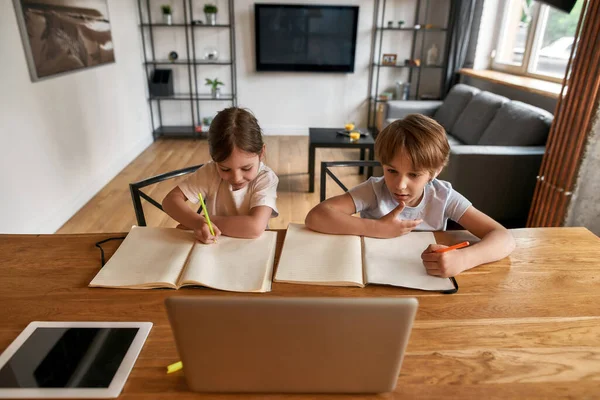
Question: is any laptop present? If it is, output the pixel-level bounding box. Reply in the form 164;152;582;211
165;296;418;393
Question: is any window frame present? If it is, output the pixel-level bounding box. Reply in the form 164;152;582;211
491;2;571;84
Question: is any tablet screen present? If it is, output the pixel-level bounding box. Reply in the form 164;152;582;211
0;328;139;388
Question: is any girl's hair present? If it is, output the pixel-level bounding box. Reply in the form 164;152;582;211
374;114;449;174
208;107;264;162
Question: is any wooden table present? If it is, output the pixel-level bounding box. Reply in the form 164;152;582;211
1;228;599;399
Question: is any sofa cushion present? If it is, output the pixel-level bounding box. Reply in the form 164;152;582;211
450;91;508;145
434;84;480;132
478;101;553;146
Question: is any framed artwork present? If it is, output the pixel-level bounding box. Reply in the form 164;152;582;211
12;0;115;82
381;53;397;66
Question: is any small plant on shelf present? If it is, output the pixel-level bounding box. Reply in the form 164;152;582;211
204;3;218;25
161;5;172;25
205;77;224;98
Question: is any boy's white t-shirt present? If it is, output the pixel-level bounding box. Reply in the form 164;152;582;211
178;161;279;217
348;177;471;231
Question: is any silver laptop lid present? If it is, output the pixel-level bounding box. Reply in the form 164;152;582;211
165;296;418;394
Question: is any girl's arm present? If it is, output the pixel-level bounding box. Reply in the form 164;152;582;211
162;187;205;230
210;206;273;239
421;206;516;277
305;193;421;238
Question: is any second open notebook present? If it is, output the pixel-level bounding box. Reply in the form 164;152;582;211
89;226;277;293
275;224;457;293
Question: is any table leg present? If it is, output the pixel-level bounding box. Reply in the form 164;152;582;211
308;144;315;192
368;147;374;177
359;147;365;175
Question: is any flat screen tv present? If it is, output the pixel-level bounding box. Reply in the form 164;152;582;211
254;4;359;73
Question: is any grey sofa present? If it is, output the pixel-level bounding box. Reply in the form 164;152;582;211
381;83;554;225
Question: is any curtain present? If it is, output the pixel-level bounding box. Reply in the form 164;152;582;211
444;0;477;95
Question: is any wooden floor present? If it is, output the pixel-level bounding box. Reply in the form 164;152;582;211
57;136;371;233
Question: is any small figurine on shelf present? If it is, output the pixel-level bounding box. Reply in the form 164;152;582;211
203;46;219;61
205;77;224;98
426;44;439;66
204;3;218;25
398;20;405;28
168;51;178;62
387;21;393;28
161;4;172;25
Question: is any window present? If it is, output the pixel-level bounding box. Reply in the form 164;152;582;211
492;0;583;82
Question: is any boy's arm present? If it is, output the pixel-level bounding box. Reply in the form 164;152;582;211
421;206;516;277
210;206;272;239
305;193;421;238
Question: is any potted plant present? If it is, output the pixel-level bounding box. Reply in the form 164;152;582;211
161;5;172;25
205;78;224;98
204;3;218;25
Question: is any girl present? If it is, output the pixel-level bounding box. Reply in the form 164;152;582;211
305;114;515;278
163;107;278;243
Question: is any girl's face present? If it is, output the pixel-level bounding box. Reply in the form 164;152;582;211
382;149;439;207
216;145;264;190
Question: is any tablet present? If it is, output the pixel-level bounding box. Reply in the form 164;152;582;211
0;321;152;399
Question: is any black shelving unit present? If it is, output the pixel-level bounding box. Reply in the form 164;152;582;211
138;0;237;139
367;0;451;130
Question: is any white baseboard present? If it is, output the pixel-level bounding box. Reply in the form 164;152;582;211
38;135;154;234
262;125;309;136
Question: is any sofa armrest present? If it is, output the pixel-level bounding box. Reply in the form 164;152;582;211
438;146;545;224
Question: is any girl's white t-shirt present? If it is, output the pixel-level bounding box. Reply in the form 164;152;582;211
178;161;279;217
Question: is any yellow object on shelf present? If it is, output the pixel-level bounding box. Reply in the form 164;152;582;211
167;361;183;374
349;131;361;141
345;123;355;131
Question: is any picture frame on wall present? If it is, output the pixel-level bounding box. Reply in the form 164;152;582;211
12;0;115;82
381;53;397;66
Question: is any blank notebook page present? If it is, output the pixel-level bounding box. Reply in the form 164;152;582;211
180;231;278;293
89;226;195;288
363;232;456;291
275;223;364;286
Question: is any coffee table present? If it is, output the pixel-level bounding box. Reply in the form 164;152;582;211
308;127;375;192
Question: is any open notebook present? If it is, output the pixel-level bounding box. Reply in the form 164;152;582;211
275;223;457;293
89;226;277;293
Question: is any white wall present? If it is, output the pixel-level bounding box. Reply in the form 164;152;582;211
0;0;152;233
237;0;374;135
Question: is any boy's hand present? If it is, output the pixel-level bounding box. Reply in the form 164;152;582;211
421;244;469;278
377;202;422;238
193;220;221;244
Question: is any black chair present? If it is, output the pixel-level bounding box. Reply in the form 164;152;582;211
320;160;381;202
129;164;203;226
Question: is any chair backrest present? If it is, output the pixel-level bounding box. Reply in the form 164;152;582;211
129;164;203;226
320;161;381;202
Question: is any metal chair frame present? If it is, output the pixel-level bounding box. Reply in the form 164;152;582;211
320;160;382;202
129;164;203;226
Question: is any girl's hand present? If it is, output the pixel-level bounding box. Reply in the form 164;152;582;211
421;244;470;278
377;202;422;238
193;220;221;244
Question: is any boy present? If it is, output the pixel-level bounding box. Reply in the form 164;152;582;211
305;114;515;277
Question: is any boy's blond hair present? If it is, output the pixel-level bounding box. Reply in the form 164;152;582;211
375;114;449;174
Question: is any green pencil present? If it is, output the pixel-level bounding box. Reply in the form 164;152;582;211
198;193;216;238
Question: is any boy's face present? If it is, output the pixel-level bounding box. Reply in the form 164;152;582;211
382;149;438;207
216;145;264;191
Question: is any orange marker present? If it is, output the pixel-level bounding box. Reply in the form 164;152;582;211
434;241;469;253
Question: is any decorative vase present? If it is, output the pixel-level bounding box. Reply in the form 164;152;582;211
205;12;216;25
163;14;172;25
211;87;221;99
